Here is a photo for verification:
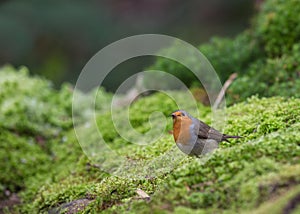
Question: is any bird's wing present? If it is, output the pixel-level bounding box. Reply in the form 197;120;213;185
193;118;223;142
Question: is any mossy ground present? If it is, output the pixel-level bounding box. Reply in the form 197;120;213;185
0;67;299;213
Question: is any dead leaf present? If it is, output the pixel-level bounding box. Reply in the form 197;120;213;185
136;188;150;201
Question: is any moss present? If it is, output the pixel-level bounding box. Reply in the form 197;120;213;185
0;66;73;136
109;124;299;213
0;129;51;195
228;46;300;103
77;97;299;213
1;65;300;214
145;31;261;90
2;3;300;213
146;0;300;105
254;0;300;56
242;185;300;214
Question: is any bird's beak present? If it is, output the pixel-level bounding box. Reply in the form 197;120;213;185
170;113;176;119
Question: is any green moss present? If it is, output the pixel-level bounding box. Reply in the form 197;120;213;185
145;31;260;90
199;32;261;82
0;129;51;195
254;0;300;56
223;96;300;141
110;125;299;214
2;3;300;212
1;65;300;214
228;46;300;103
75;96;299;214
145;0;300;105
0;66;73;136
242;185;300;214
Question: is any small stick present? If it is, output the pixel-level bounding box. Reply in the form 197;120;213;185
213;73;238;109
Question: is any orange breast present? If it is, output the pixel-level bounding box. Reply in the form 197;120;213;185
173;117;192;145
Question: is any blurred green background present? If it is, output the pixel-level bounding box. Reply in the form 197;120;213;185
0;0;255;91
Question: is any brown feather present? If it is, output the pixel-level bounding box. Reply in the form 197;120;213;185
195;120;224;142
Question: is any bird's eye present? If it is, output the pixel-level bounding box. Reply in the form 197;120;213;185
181;113;185;116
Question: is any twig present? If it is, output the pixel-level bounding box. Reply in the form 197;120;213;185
213;73;238;109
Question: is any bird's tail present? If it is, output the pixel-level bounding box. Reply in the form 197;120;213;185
222;134;242;142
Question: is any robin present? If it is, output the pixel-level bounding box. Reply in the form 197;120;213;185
171;110;241;156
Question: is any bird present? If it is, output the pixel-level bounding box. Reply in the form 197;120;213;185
171;110;240;156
